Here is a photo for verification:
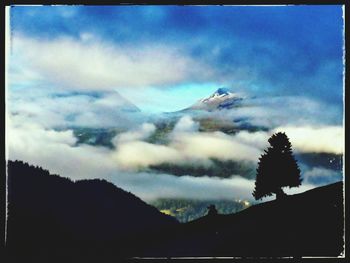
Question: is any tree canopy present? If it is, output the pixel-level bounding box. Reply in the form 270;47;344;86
253;132;302;200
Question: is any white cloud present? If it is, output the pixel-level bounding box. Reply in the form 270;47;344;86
235;125;344;155
113;141;184;169
6;116;262;201
171;131;261;163
112;117;262;170
302;167;342;185
274;125;344;154
122;174;256;202
230;125;344;155
7;118;116;181
233;130;270;150
216;96;342;128
8;89;144;129
111;116;344;171
8;63;43;86
8;111;338;203
303;167;340;179
113;123;156;143
172;115;199;133
8;119;76;147
11;35;213;91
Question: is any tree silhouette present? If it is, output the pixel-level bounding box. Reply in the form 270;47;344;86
253;132;302;200
207;204;218;216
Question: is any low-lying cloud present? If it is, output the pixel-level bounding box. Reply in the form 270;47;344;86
112;116;343;171
215;96;342;128
7;118;117;181
122;173;256;201
171;131;261;163
112;116;262;170
234;125;344;155
8;88;145;129
274;126;344;154
114;141;184;168
302;167;342;185
172;115;199;133
113;123;156;143
6;116;260;201
7;110;343;202
5;115;320;202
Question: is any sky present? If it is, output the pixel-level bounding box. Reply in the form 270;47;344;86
6;5;345;202
8;5;344;112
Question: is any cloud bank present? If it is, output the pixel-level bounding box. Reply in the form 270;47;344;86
112;116;343;171
274;126;344;154
302;167;342;185
113;123;156;143
8;88;145;129
112;116;262;170
7;116;261;201
216;96;343;128
7;111;343;202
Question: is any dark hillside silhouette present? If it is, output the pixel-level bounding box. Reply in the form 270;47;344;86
253;132;302;200
146;181;344;257
5;160;344;260
5;160;178;262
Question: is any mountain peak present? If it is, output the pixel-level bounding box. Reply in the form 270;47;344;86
215;87;231;96
201;87;235;103
185;87;243;111
178;87;245;112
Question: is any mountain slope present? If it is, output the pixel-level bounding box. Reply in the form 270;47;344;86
143;182;344;257
103;90;141;113
5;160;344;259
6;160;178;261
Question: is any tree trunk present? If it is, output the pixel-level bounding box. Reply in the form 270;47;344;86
275;188;287;200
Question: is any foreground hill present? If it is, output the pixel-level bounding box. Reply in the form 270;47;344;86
6;160;178;262
5;160;344;260
143;181;344;258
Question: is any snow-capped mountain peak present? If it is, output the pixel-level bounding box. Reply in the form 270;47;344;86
215;87;231;96
190;88;243;111
200;88;235;103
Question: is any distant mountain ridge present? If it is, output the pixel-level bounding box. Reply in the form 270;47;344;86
107;90;141;113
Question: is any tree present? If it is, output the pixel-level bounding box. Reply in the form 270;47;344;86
207;204;218;216
253;132;302;200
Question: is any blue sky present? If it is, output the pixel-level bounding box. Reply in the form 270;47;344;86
9;5;344;113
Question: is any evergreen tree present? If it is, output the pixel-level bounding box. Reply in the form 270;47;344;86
253;132;302;200
207;204;218;216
